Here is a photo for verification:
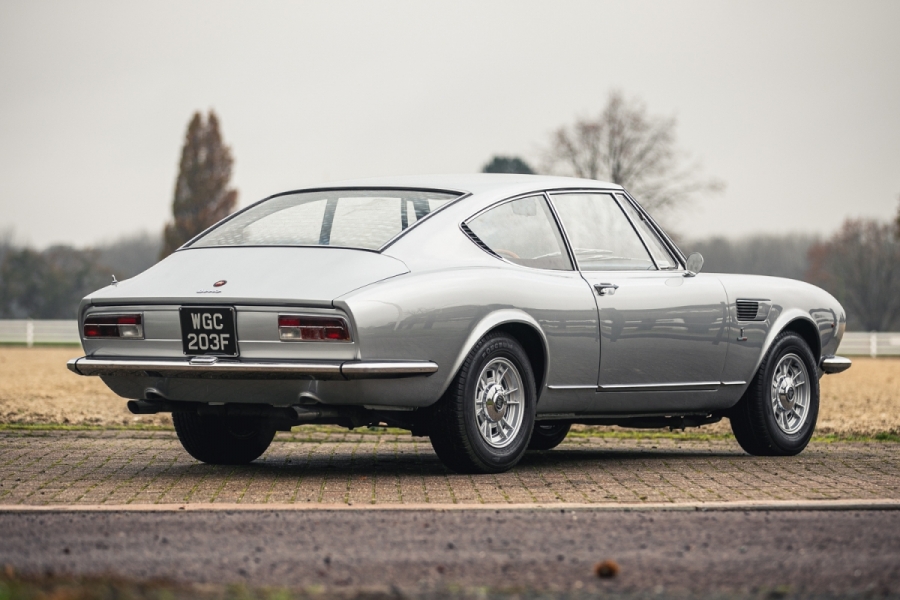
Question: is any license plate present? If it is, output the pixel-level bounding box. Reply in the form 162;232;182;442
179;307;238;357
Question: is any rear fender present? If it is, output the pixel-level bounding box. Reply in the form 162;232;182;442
444;309;550;400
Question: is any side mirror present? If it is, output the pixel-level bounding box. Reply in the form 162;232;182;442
684;252;704;277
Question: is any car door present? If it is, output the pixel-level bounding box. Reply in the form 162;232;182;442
548;191;729;412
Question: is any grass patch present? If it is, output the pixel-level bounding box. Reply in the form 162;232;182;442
1;422;898;443
0;423;174;432
0;571;330;600
0;571;595;600
566;428;736;442
810;431;900;443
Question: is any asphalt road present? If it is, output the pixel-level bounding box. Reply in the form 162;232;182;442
2;508;899;597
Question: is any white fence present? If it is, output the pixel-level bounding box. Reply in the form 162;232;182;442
0;320;81;345
0;320;899;356
836;332;900;357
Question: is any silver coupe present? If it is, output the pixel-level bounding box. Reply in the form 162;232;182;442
68;175;852;473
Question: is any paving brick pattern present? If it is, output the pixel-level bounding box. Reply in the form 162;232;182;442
1;429;898;506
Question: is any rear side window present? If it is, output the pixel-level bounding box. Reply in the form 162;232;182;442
466;195;572;271
190;189;460;251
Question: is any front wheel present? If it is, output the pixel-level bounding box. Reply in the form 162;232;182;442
173;412;276;465
729;331;819;456
429;332;536;474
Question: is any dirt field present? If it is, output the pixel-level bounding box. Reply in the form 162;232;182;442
1;347;898;435
0;347;171;427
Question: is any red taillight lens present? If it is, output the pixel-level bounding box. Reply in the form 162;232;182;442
278;315;351;342
83;314;144;339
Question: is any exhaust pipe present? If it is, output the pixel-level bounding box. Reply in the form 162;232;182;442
127;399;176;414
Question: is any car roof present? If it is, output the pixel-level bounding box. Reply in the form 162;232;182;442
290;173;622;196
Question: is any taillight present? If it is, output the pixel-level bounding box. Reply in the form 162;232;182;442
83;314;144;339
278;315;351;342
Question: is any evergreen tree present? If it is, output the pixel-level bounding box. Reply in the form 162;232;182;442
896;194;900;237
160;111;238;258
482;155;534;174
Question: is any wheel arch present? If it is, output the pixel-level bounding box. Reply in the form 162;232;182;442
755;311;822;377
492;321;548;396
780;318;822;362
444;309;550;401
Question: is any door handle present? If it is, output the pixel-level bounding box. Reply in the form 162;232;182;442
594;283;619;296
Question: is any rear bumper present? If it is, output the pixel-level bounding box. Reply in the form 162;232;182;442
67;356;438;380
820;355;852;375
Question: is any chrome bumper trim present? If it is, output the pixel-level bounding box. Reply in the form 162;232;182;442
820;355;852;374
341;361;439;379
67;357;438;380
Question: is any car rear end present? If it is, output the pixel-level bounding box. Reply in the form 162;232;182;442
68;188;462;428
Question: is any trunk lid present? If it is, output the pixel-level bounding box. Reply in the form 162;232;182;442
87;247;409;307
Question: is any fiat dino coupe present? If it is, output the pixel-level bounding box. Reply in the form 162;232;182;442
68;175;851;473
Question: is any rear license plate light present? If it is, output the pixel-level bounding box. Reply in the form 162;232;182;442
278;315;351;342
83;314;144;339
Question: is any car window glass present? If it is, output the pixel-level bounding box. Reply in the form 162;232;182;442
190;189;460;251
550;193;655;271
616;194;678;269
405;198;447;226
466;196;572;271
241;200;325;245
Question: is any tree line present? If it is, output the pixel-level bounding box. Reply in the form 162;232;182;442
0;231;160;319
686;228;900;331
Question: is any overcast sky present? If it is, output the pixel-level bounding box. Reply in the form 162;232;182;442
1;0;898;248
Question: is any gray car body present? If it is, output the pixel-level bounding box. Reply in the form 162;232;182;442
71;174;846;421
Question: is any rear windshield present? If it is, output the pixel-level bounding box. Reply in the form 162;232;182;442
189;189;461;251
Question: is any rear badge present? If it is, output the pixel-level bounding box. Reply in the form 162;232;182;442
197;279;227;293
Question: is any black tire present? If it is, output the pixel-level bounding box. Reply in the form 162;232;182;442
729;331;820;456
528;422;571;451
172;412;276;465
429;332;536;474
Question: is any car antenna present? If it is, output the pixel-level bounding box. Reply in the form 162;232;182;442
111;274;118;286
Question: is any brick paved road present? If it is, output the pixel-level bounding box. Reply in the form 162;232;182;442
1;429;898;506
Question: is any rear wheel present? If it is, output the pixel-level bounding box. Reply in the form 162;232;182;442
429;332;536;474
528;422;571;451
173;412;276;465
729;331;819;456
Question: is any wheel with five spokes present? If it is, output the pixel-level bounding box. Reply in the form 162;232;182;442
429;332;536;473
729;331;819;456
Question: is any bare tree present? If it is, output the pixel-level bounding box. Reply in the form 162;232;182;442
807;219;900;331
545;91;722;212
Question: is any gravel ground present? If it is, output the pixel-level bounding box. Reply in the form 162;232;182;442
1;509;898;597
1;347;898;436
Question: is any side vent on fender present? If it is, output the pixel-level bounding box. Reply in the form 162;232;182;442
736;300;764;322
460;223;500;258
736;301;758;321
